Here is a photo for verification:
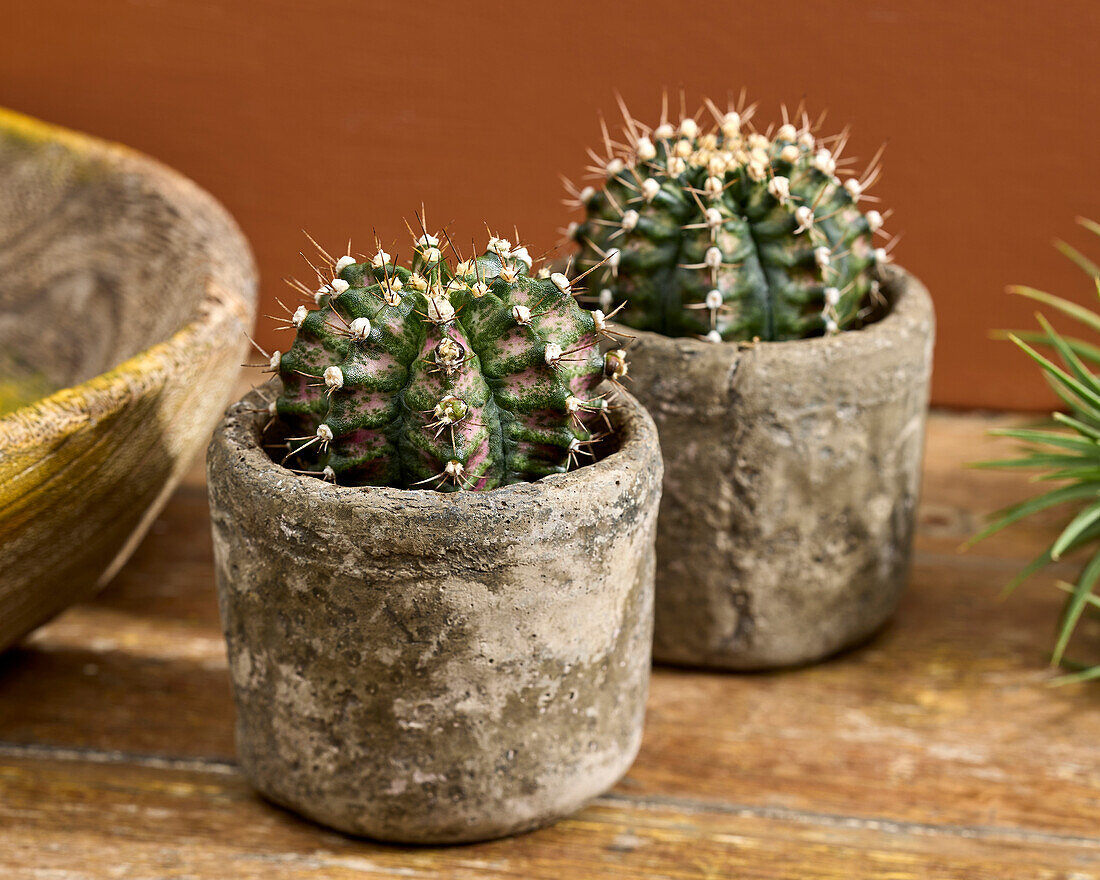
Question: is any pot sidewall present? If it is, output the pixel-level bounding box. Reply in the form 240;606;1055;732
206;386;662;843
624;266;935;670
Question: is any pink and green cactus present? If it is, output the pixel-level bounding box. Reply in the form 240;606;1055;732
567;96;891;342
263;230;627;491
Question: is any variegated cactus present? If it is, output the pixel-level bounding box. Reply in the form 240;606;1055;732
566;96;892;342
258;230;627;491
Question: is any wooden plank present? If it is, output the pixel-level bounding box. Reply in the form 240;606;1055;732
5;554;1094;836
1;750;1097;879
3;412;1100;876
916;413;1082;561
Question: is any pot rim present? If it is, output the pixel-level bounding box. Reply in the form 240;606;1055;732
617;263;933;355
211;380;662;511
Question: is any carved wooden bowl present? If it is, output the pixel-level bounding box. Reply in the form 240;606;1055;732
0;108;257;651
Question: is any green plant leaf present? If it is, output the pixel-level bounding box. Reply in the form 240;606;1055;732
988;427;1100;452
1052;553;1100;663
1036;466;1100;482
966;481;1100;547
1054;580;1100;608
1002;520;1100;595
1077;216;1100;240
1009;286;1100;334
979;221;1100;684
998;330;1100;366
970;455;1091;471
1043;370;1092;416
1010;335;1100;419
1052;503;1100;559
1054;412;1100;440
1035;314;1097;387
1054;241;1100;279
1050;665;1100;685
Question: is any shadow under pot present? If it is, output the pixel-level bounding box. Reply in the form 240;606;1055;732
205;385;662;844
623;265;935;670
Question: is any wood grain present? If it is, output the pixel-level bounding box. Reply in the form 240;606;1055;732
3;750;1098;880
1;412;1098;877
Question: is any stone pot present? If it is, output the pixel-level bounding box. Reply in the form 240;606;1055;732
624;265;934;670
206;385;662;844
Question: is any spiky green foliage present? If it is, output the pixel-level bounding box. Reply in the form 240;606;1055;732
970;218;1100;683
568;97;890;342
268;232;627;492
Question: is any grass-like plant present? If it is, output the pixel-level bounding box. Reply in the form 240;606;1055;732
969;218;1100;683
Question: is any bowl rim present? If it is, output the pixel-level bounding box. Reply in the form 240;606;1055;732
0;107;257;460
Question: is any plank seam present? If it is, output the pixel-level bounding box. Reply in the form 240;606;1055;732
3;741;1098;849
601;791;1100;849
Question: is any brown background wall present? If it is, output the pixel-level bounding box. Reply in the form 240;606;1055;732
4;0;1099;409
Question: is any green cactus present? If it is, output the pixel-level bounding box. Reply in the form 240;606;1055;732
568;98;890;342
263;230;627;491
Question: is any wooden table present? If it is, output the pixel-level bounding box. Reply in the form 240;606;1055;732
2;412;1099;879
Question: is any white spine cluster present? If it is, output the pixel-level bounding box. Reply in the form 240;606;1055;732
323;366;344;391
426;295;455;324
348;316;372;340
767;176;791;204
776;123;797;141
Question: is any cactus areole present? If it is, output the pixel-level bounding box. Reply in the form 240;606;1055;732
569;99;890;342
270;233;627;491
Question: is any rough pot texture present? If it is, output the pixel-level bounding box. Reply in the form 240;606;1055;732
206;384;662;844
626;266;934;670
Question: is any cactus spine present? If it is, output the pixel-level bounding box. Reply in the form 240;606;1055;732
569;97;890;342
267;230;626;491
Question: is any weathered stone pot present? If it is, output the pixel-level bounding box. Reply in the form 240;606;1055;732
625;265;934;670
206;385;662;844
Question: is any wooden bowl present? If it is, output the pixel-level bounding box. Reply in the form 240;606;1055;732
0;108;257;651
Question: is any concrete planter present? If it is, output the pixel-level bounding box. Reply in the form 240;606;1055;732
206;385;662;844
625;266;934;670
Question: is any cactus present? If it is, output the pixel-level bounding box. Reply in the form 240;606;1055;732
261;229;627;491
567;97;891;342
